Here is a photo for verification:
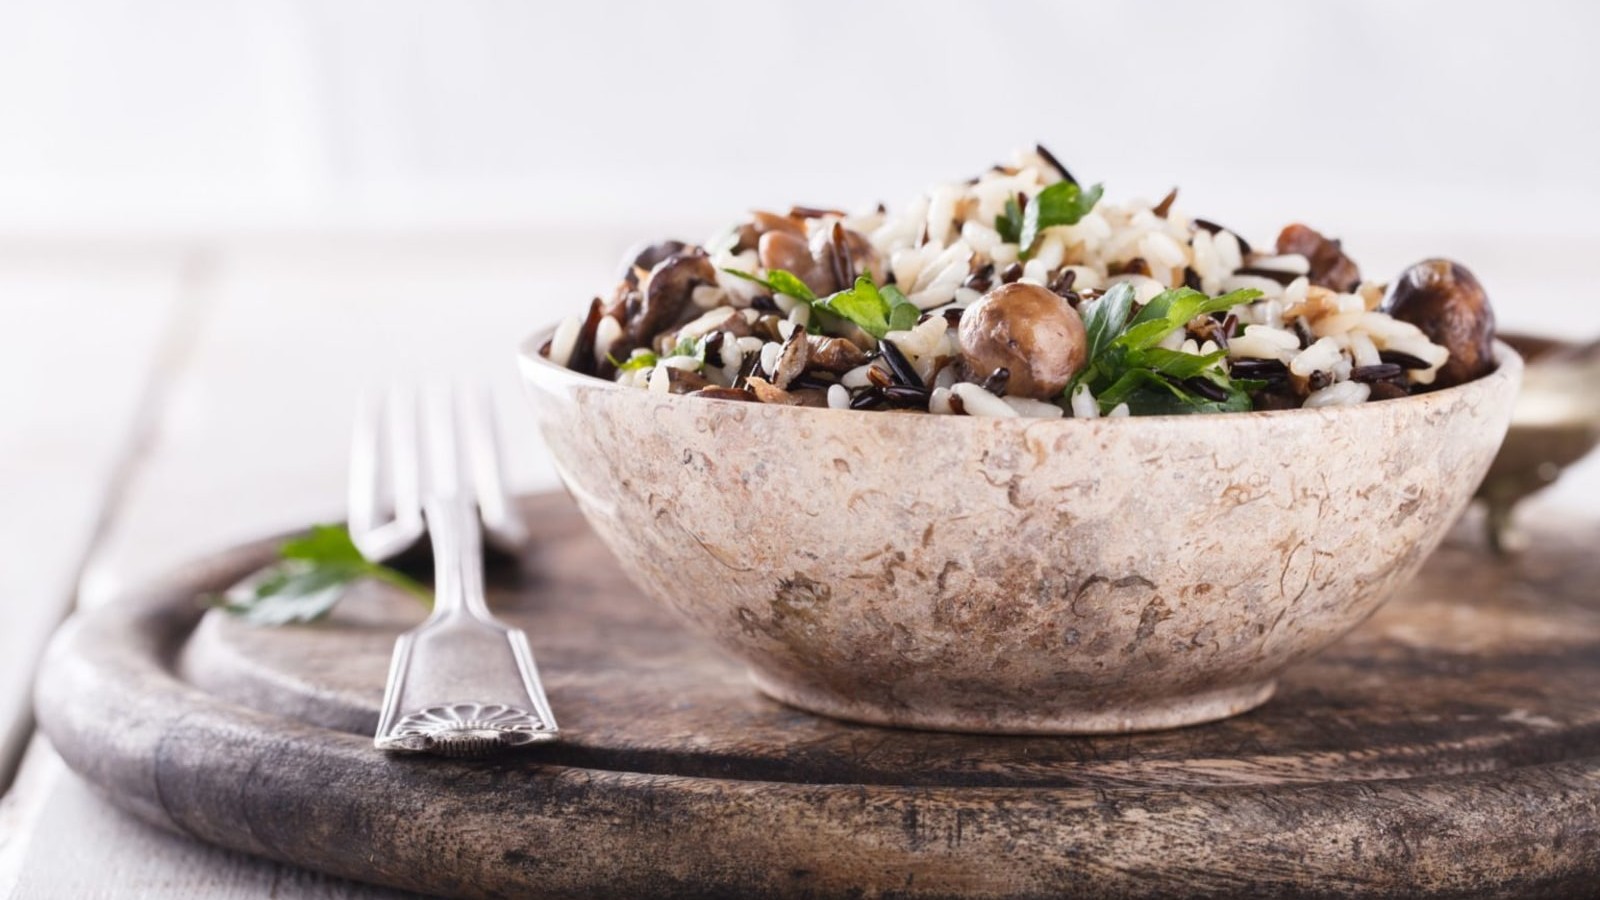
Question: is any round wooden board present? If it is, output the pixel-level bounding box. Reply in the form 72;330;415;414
34;493;1600;899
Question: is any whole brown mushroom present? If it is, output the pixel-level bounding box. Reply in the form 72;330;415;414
1383;259;1497;389
958;282;1087;400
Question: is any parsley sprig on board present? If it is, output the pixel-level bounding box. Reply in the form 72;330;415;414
213;524;430;625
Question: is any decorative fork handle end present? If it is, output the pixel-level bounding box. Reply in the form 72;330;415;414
375;701;558;758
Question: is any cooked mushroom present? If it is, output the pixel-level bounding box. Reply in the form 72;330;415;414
732;211;807;254
632;250;716;344
691;386;759;403
958;282;1087;400
811;222;883;291
805;335;868;373
758;231;829;295
746;376;804;406
1275;224;1361;292
665;367;712;394
1382;259;1496;389
771;327;810;390
620;240;689;285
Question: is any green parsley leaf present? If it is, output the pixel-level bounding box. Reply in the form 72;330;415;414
881;284;923;334
1066;285;1261;416
212;524;430;626
1019;181;1104;257
819;274;892;338
994;195;1024;244
725;267;917;340
721;267;817;303
610;350;658;371
1130;346;1229;380
1118;287;1259;351
1081;282;1137;361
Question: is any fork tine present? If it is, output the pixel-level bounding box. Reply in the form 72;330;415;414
347;389;385;552
389;385;423;517
421;384;462;502
348;386;426;562
463;388;529;552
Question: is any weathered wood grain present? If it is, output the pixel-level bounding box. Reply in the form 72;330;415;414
33;493;1600;898
0;245;193;791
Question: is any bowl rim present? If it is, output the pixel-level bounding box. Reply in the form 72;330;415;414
517;325;1523;425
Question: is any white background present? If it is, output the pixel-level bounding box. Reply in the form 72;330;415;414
0;0;1597;334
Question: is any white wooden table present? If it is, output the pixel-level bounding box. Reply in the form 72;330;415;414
1;232;1596;898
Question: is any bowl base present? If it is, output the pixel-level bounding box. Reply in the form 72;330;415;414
747;671;1278;735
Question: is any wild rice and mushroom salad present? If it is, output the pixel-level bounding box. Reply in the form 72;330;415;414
542;145;1497;417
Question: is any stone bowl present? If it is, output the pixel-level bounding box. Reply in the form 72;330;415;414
518;332;1522;734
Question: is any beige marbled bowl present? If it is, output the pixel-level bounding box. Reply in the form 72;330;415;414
518;333;1521;734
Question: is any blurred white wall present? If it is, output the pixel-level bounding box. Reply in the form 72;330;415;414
0;0;1597;329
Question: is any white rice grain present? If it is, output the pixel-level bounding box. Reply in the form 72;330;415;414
842;363;880;389
1252;254;1311;275
1070;383;1099;418
1107;402;1131;418
1229;324;1301;359
951;382;1018;417
1003;397;1065;418
929;386;955;415
648;365;670;394
1349;331;1381;367
691;284;725;310
549;315;582;367
1304;380;1371;408
1289;337;1344;377
759;342;781;377
594;315;623;363
827;384;850;410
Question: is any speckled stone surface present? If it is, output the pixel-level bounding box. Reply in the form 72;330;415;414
519;337;1522;733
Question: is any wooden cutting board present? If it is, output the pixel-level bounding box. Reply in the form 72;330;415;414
34;493;1600;899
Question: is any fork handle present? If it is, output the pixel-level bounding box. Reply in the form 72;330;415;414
372;498;559;754
425;498;492;621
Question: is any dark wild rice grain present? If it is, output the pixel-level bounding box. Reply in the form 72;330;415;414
981;367;1010;396
1192;218;1253;256
1183;377;1228;402
1350;363;1404;383
879;339;925;388
1379;350;1431;370
1234;266;1301;287
1034;143;1077;185
1153;187;1178;218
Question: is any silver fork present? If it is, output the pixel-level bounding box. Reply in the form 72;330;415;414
351;385;558;757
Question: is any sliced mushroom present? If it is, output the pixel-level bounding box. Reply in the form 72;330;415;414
620;240;689;285
758;231;830;295
1382;259;1496;388
1275;224;1361;293
663;367;712;394
771;327;810;390
733;211;807;254
691;386;759;403
957;283;1088;400
632;250;716;344
746;376;804;406
805;335;868;373
566;298;605;376
812;222;883;290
